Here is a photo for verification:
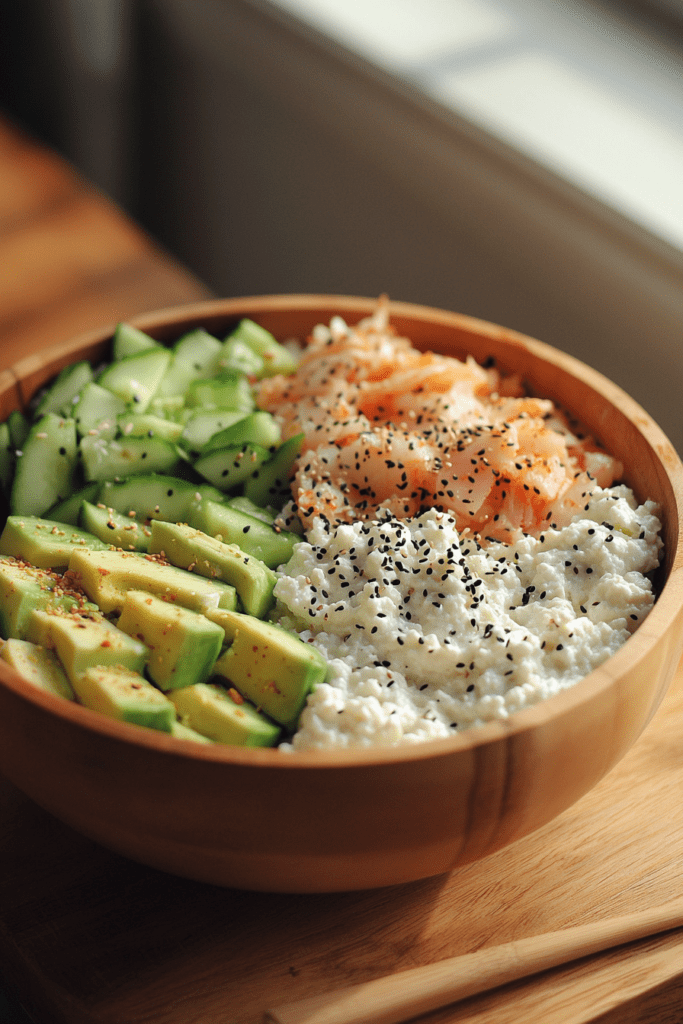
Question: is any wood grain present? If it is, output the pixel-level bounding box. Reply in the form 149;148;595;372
0;660;680;1024
265;898;683;1024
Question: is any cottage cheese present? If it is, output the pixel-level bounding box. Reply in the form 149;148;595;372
274;485;662;749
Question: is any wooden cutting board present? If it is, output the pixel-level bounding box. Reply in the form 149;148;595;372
0;657;681;1024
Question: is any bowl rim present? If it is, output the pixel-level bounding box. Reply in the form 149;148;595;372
1;293;682;769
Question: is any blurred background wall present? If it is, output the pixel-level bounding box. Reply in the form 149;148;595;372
0;0;681;451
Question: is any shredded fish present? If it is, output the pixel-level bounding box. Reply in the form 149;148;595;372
257;299;622;542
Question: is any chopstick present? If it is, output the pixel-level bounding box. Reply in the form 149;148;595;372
265;895;683;1024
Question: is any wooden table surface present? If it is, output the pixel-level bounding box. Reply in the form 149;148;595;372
1;111;682;1024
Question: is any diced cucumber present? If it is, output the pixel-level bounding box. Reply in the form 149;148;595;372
194;443;270;491
80;434;183;482
174;327;223;370
117;413;184;442
97;347;171;412
7;410;30;450
98;474;202;524
73;381;127;439
179;410;246;453
80;500;151;551
0;421;14;494
155;360;204;400
149;395;186;420
33;361;94;420
200;411;281;454
216;337;265;378
226;319;298;377
189;499;299;568
243;433;304;509
10;414;78;517
227;495;277;523
186;484;229;522
155;328;223;398
185;372;254;411
47;481;100;526
112;322;164;360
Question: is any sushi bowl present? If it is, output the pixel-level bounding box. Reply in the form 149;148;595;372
0;295;680;893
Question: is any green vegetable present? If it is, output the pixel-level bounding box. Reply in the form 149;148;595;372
0;319;318;747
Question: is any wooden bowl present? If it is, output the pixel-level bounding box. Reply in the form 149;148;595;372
0;296;681;894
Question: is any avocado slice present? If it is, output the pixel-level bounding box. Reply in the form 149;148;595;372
0;558;93;640
68;547;238;615
211;609;327;730
0;516;108;569
0;638;75;700
189;498;299;569
148;520;276;619
72;664;176;732
80;500;151;552
171;682;281;747
170;719;215;744
117;589;224;692
27;608;148;683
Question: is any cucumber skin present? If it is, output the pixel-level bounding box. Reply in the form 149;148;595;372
80;500;151;551
48;482;100;526
33;361;94;420
194;443;270;491
80;434;183;482
244;433;304;509
97;348;171;412
98;474;201;524
10;415;78;518
190;500;299;568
